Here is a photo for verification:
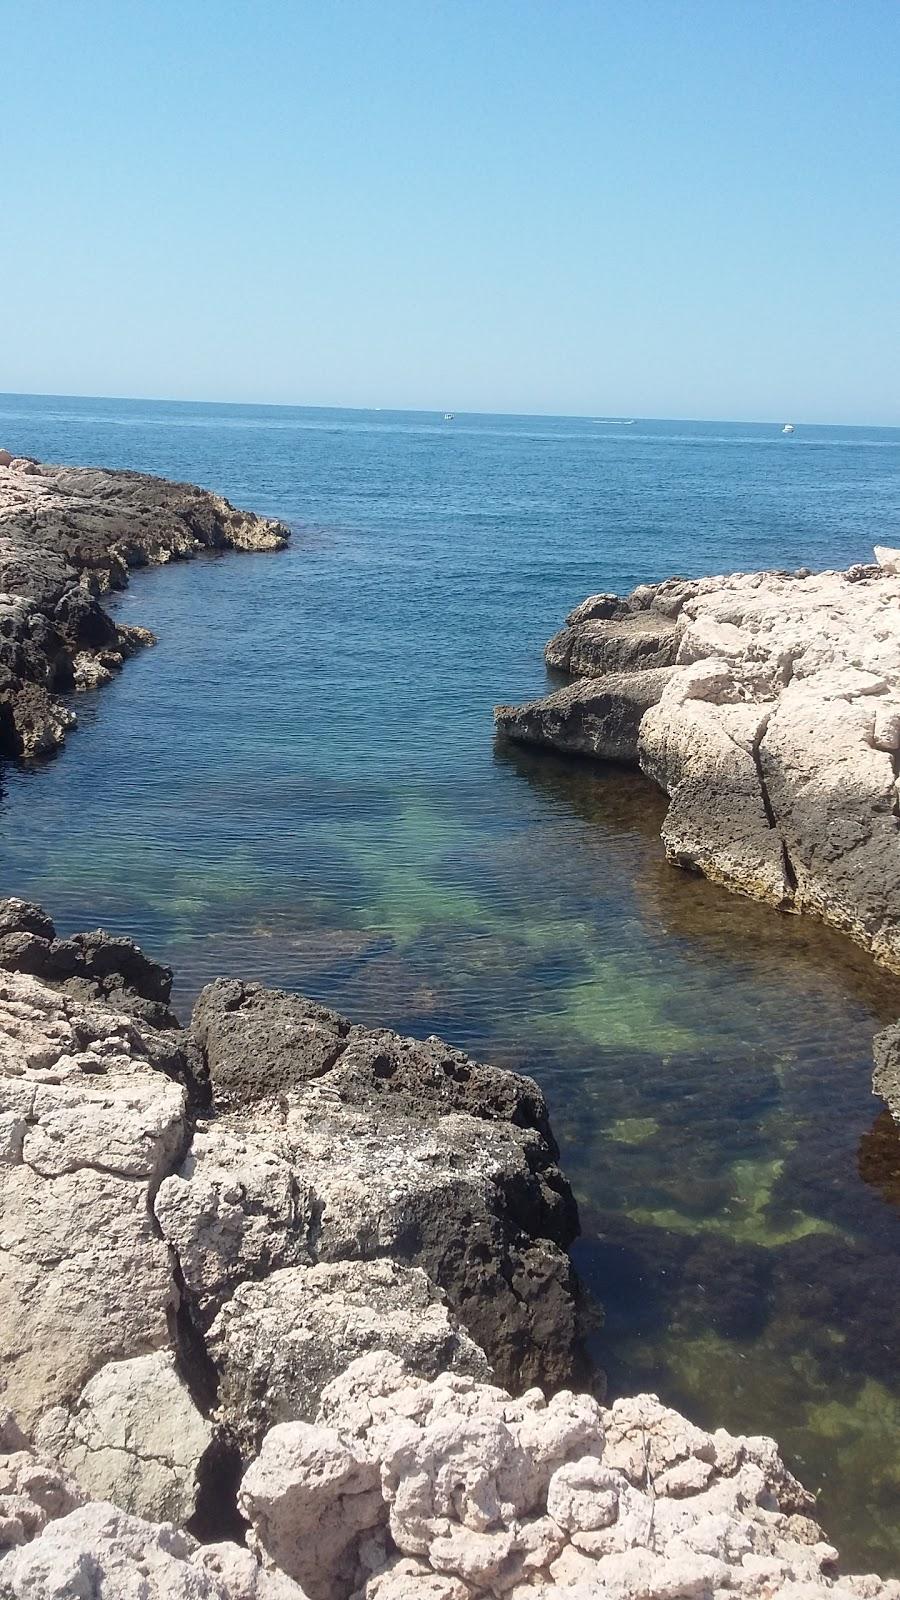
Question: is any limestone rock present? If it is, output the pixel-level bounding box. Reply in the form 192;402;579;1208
0;1500;304;1598
0;1424;84;1550
0;897;190;1036
0;968;210;1520
208;1261;488;1455
173;980;581;1399
236;1352;892;1600
496;565;900;980
546;611;680;676
33;1353;214;1525
872;1019;900;1122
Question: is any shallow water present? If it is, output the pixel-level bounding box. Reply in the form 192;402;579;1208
2;394;900;1568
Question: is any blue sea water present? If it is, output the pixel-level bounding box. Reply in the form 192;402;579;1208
2;393;900;1568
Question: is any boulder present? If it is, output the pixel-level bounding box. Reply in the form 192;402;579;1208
0;898;188;1035
873;1020;900;1122
545;610;680;676
235;1351;889;1600
164;979;581;1403
0;967;208;1521
0;1500;309;1598
33;1353;214;1525
495;667;676;763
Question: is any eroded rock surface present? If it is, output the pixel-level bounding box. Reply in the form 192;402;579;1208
0;454;289;757
496;564;900;978
0;902;581;1522
237;1352;899;1600
0;902;895;1594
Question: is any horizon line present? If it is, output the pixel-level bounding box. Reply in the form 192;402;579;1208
1;388;898;432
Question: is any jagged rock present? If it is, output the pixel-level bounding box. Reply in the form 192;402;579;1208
0;968;208;1521
0;456;289;758
872;1020;900;1122
546;610;680;676
163;979;581;1402
236;1351;898;1600
0;897;188;1035
0;1420;84;1550
496;564;900;981
208;1261;488;1456
0;902;583;1533
0;1500;310;1598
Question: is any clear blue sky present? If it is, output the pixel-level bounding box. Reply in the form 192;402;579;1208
3;0;898;423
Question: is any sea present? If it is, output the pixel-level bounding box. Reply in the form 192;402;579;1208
2;393;900;1570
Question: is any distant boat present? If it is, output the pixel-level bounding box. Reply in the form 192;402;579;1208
594;418;635;425
782;423;795;434
443;412;455;421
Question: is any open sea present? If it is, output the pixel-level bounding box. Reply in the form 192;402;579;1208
2;392;900;1570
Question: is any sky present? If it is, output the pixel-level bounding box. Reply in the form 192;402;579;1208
2;0;898;423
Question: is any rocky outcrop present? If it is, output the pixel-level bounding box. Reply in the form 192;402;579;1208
158;978;581;1451
0;960;211;1524
0;900;581;1529
496;563;900;978
0;454;289;757
0;895;187;1034
0;900;896;1591
3;1354;897;1600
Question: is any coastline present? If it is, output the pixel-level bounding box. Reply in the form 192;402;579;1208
0;457;890;1593
3;896;896;1600
496;565;900;1122
0;452;289;759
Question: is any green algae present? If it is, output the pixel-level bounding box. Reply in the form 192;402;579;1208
626;1155;848;1248
607;1116;660;1145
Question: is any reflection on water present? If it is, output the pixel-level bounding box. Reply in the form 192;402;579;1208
1;397;900;1571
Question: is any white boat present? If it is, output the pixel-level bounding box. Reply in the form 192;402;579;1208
782;423;795;434
443;413;455;421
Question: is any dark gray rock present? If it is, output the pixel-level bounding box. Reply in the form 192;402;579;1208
545;611;680;677
185;977;583;1399
0;897;187;1038
0;458;289;757
495;667;677;764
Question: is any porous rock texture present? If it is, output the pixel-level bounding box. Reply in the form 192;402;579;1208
0;453;289;757
496;562;900;975
3;1355;897;1600
0;898;580;1529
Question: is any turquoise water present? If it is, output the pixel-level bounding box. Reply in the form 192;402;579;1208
2;394;900;1569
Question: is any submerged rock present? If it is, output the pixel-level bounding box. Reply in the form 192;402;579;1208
0;454;289;758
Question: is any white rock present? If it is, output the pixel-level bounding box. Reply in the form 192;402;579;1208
33;1353;213;1524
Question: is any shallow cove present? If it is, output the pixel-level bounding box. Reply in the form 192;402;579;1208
2;395;900;1570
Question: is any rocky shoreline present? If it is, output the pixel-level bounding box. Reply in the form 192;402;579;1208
0;451;288;757
0;460;897;1594
2;898;897;1599
495;562;900;1120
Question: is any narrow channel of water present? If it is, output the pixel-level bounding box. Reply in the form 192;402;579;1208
2;394;899;1568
